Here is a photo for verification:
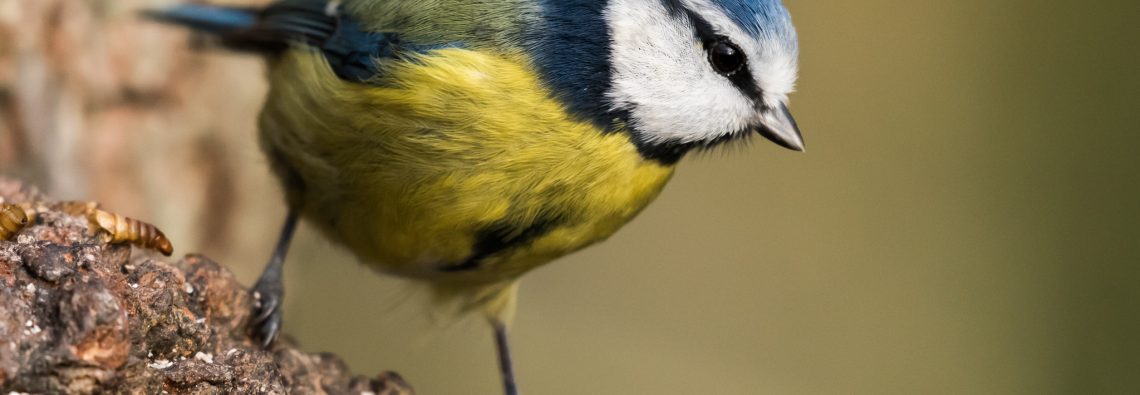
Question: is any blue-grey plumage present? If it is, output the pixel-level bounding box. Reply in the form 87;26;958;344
147;1;801;394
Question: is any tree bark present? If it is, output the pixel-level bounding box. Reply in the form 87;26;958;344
0;178;413;395
0;0;281;275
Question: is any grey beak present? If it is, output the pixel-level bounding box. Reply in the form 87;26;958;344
756;102;805;152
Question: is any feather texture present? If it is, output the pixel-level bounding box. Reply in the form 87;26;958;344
150;0;799;322
259;48;674;319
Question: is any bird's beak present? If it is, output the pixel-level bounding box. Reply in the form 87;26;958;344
755;102;805;152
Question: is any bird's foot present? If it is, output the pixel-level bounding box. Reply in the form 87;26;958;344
248;210;298;348
250;275;284;347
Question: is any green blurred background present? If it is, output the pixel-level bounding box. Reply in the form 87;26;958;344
2;0;1138;393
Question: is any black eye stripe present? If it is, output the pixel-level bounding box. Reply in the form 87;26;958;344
658;0;764;104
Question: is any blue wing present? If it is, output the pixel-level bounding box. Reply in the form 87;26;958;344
147;0;408;83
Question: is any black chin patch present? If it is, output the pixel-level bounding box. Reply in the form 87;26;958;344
629;125;753;166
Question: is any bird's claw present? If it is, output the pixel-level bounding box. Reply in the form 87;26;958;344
250;280;283;347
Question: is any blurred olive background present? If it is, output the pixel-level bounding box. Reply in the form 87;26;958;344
2;0;1138;394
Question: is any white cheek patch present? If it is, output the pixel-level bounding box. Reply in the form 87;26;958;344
755;50;798;108
604;0;756;144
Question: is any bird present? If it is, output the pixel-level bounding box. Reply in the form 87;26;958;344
147;0;802;393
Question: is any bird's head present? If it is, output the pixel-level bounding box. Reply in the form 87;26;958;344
603;0;803;154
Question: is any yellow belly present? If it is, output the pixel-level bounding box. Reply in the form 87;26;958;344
257;48;674;286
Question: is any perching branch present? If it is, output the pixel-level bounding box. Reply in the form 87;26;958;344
0;178;413;395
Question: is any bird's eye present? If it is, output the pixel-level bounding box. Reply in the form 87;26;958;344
708;39;746;76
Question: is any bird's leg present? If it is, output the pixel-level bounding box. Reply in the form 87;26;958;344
493;321;520;395
250;210;299;347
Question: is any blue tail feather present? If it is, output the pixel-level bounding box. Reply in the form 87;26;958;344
146;0;392;83
143;4;257;34
144;1;339;53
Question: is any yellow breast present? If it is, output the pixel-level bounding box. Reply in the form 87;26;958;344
258;48;675;286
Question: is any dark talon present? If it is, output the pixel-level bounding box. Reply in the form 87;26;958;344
253;287;280;322
247;211;298;348
250;279;284;346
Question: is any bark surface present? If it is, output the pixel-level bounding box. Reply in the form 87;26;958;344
0;178;413;395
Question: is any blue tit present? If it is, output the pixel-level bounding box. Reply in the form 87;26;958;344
148;0;802;393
